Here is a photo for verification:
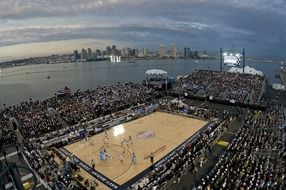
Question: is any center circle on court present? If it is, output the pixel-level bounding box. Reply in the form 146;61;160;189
96;144;133;181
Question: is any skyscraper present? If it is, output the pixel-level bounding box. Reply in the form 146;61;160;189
184;47;190;58
132;49;139;57
170;43;176;58
143;48;149;57
73;50;80;60
122;48;129;57
81;48;88;60
95;49;101;56
106;46;111;55
112;45;117;55
194;51;199;58
87;48;93;59
160;44;166;58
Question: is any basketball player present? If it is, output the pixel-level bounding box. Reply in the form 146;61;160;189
123;138;129;148
128;135;133;145
104;130;109;139
121;140;124;148
120;153;124;164
132;153;137;165
103;136;108;147
150;152;154;164
91;159;95;170
83;134;88;143
103;149;110;160
121;138;127;149
99;150;104;162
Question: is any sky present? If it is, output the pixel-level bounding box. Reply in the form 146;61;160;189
0;0;285;61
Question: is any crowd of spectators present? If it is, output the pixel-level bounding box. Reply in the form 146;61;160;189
8;101;63;139
0;109;17;146
158;98;231;121
173;70;265;105
1;83;162;140
197;106;286;190
24;143;88;190
48;95;95;126
47;82;162;126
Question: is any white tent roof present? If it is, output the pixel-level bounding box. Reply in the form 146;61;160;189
228;66;264;76
146;69;167;75
272;84;285;91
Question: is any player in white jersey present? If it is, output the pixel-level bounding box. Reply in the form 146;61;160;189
120;153;124;164
104;130;109;139
103;136;109;147
132;152;137;165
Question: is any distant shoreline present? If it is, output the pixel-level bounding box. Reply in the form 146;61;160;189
0;56;216;69
0;55;284;70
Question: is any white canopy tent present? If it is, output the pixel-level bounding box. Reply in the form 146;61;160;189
145;69;167;75
145;69;168;91
272;83;285;91
228;66;264;76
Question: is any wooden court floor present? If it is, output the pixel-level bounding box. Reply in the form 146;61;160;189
65;111;207;188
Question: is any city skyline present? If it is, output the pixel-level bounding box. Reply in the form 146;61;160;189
0;1;286;62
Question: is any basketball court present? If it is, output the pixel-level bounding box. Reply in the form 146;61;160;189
60;111;207;189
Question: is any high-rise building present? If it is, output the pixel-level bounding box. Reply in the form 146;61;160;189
81;48;88;60
95;49;101;56
122;48;129;57
132;49;139;57
138;52;144;57
160;44;166;58
189;50;193;57
73;50;80;60
112;45;117;55
170;43;176;58
143;48;149;57
106;46;111;55
87;48;93;59
184;47;190;58
193;51;199;58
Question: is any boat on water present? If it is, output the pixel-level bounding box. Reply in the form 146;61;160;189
55;86;71;96
46;76;50;79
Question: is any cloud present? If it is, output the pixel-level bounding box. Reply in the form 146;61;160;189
0;0;285;20
0;0;285;59
0;0;138;19
230;0;286;15
0;17;215;47
0;24;84;32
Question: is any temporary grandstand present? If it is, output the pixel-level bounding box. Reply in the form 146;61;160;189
172;70;266;109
